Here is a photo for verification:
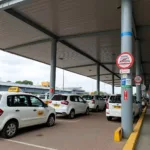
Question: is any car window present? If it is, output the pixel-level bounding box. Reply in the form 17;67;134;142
99;96;105;101
70;96;79;102
109;95;121;103
47;93;50;99
78;96;84;103
82;95;93;100
30;96;43;107
52;95;67;101
7;95;29;107
0;95;2;101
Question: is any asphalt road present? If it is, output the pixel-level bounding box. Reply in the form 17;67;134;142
0;112;125;150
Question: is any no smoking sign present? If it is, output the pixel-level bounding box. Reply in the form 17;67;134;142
116;52;134;69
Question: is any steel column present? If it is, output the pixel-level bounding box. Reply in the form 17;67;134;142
136;39;142;111
97;64;100;95
121;0;133;138
112;74;115;94
50;39;57;98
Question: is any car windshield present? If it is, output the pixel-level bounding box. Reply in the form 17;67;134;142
82;95;93;100
109;95;121;103
52;95;67;101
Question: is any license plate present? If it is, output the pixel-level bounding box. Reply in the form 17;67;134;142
114;106;121;109
53;104;60;107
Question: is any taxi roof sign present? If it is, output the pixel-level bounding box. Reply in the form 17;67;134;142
8;87;20;92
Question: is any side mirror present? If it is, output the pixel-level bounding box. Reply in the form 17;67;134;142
43;103;48;107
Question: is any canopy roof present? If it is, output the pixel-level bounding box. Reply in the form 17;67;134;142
0;0;150;87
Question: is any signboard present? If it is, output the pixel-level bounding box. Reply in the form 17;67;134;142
50;88;54;93
141;84;146;91
120;69;130;74
134;76;142;84
121;78;132;88
124;90;128;100
8;86;20;92
116;52;134;69
121;78;126;86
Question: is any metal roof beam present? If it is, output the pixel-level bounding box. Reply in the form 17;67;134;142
59;29;120;40
64;64;96;70
88;73;119;77
102;79;120;82
6;38;51;50
5;8;120;79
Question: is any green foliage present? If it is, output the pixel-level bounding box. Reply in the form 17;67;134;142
15;80;33;85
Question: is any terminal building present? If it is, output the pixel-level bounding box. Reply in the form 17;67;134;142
0;81;87;95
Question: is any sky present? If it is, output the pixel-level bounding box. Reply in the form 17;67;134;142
0;50;122;94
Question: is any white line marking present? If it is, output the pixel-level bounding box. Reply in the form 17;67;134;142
4;139;58;150
57;119;80;123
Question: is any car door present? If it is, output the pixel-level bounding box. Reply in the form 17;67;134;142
29;96;48;124
70;96;80;114
7;95;35;128
78;96;87;113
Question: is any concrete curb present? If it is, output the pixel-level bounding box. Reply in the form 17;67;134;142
122;107;147;150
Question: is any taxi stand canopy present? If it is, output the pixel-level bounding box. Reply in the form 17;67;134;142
0;0;149;138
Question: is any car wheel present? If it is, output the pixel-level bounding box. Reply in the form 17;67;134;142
69;109;75;119
1;120;18;138
46;114;55;127
96;106;99;112
85;107;90;115
107;117;112;121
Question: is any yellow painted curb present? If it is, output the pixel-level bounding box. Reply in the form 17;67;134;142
123;107;147;150
114;127;122;142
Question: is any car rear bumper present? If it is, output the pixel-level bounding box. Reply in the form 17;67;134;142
88;104;96;109
106;109;121;117
55;108;69;115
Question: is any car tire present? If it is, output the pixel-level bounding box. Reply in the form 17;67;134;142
69;109;75;119
85;107;90;115
46;114;55;127
1;120;18;139
96;106;99;112
107;117;112;121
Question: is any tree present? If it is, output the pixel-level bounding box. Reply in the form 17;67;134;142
15;80;33;85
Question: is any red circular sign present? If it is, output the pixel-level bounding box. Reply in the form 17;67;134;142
116;52;134;69
134;76;142;83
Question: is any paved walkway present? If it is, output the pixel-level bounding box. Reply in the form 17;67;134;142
136;106;150;150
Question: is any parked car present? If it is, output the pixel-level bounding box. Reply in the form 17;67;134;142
82;95;106;112
0;92;56;138
49;94;89;119
106;94;140;121
37;93;51;104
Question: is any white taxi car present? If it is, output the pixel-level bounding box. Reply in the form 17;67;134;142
49;94;90;119
82;95;106;112
106;94;140;121
0;92;56;138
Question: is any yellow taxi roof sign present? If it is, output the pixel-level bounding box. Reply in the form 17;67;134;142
8;87;20;92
